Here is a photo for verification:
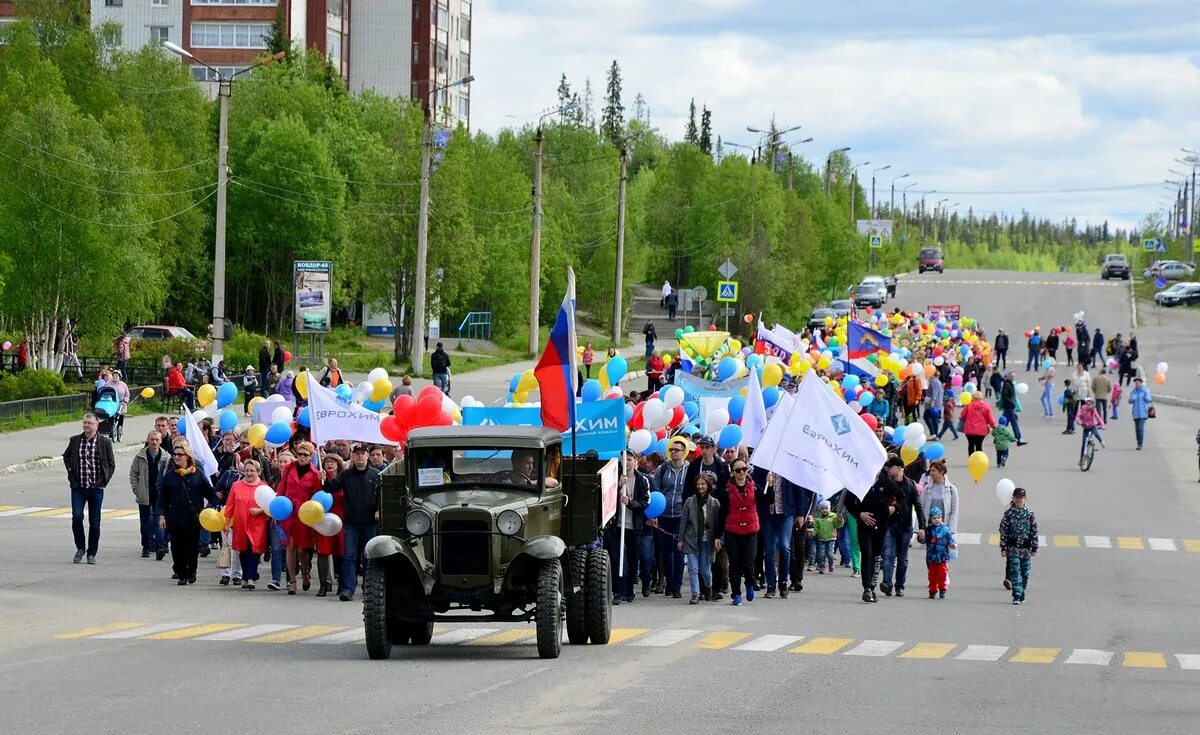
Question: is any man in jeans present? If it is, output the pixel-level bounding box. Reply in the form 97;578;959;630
129;430;169;559
323;444;381;601
761;472;813;599
63;413;116;564
653;437;690;598
430;342;452;395
878;458;925;597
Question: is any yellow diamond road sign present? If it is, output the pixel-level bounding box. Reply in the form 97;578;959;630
716;281;738;302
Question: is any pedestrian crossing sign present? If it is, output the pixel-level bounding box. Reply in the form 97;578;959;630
716;281;738;303
1143;238;1156;251
869;234;883;248
1194;238;1200;254
1157;240;1168;253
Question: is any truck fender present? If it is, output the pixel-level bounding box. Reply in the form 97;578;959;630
518;535;566;561
364;535;433;594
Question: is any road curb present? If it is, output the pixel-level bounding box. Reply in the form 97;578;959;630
1153;393;1200;411
1129;277;1138;329
0;443;142;476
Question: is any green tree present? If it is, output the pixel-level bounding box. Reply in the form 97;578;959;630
699;106;712;155
601;60;624;145
684;98;697;144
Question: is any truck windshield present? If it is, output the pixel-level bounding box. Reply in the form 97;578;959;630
409;446;543;491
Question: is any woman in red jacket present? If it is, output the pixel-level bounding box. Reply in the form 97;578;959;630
722;459;760;607
223;459;270;590
960;390;997;459
277;441;323;595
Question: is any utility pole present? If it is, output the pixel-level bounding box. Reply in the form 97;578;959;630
612;147;628;346
212;80;230;363
529;126;545;355
787;151;794;191
850;171;857;225
411;112;432;374
824;146;850;195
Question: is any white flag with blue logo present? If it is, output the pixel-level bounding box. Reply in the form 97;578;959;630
749;371;886;500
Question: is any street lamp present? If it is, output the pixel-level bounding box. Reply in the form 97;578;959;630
889;172;909;217
919;190;937;241
850;161;870;224
824;146;851;194
163;42;286;362
747;124;800;171
528;101;578;355
870;164;891;218
901;181;918;232
410;74;475;374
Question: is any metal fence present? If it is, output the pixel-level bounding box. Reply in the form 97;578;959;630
0;355;165;386
457;311;493;342
0;392;89;424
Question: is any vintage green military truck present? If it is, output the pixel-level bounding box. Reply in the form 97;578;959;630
362;425;615;659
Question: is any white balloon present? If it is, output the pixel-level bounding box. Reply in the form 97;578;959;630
995;478;1016;506
271;406;293;425
847;400;861;414
1015;382;1029;395
367;367;389;384
662;385;685;408
628;429;653;455
706;408;730;435
266;394;285;403
1156;361;1168;375
462;395;477;408
933;356;945;366
254;485;276;513
605;388;624;400
352;382;374;404
191;410;208;422
313;512;343;537
642;398;667;429
904;431;925;448
907;422;926;438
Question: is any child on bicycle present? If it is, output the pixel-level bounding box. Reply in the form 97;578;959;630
1076;397;1106;454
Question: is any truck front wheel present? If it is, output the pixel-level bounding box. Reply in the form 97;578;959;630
535;559;564;659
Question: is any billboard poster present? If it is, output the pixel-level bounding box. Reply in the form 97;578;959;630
856;219;894;239
294;261;333;334
926;304;962;321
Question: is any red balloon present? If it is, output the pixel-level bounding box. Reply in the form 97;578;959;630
392;394;416;422
860;413;879;431
707;324;717;331
434;411;453;427
380;415;403;443
655;428;667;440
283;351;292;363
743;313;754;324
628;402;646;430
418;385;443;401
670;405;685;427
413;392;442;427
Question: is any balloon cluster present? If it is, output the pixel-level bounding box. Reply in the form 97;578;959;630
381;385;457;445
1154;361;1168;386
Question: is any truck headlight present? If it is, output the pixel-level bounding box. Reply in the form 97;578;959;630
405;509;433;537
497;510;523;537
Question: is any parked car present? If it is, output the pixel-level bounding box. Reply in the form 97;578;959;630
853;284;884;309
807;307;836;330
1100;254;1130;280
1155;282;1200;307
830;300;854;319
918;247;944;273
127;325;199;341
860;276;887;302
1145;261;1196;282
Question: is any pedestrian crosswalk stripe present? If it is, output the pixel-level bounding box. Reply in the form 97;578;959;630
247;625;345;643
694;631;751;650
733;634;800;652
987;533;1001;545
198;624;298;641
956;533;981;545
56;622;146;639
791;637;853;655
1065;649;1113;666
94;623;199;639
103;509;140;519
142;623;246;640
0;506;52;516
25;507;73;518
1053;535;1080;548
608;627;652;644
0;505;19;512
468;629;537;646
629;629;702;647
845;640;905;657
1011;647;1061;663
430;627;498;645
1182;540;1200;553
955;645;1008;662
1174;654;1200;670
309;629;366;645
1116;536;1144;550
1085;536;1112;548
1123;651;1167;668
1148;538;1177;551
900;642;956;659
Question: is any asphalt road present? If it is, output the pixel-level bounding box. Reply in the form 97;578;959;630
3;270;1200;733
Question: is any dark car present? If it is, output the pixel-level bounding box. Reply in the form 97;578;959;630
830;300;854;319
919;247;944;273
1155;282;1200;307
808;307;836;330
1100;254;1130;280
853;284;884;309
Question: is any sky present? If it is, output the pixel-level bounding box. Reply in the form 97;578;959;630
470;0;1200;233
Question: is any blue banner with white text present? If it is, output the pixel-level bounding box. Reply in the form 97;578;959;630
462;399;626;458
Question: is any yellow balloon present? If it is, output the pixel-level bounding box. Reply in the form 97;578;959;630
599;370;611;391
729;339;742;352
874;374;889;387
967;451;990;483
247;423;268;449
140;387;155;399
197;384;216;408
514;390;529;404
298;499;325;527
900;445;920;466
959;392;973;406
762;363;784;388
517;369;538;394
371;378;392;402
662;354;673;366
199;507;225;532
795;359;811;374
816;356;832;371
295;371;309;399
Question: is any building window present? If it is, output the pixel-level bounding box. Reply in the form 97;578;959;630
412;42;419;64
436;2;449;28
459;52;469;76
328;0;341;17
435;42;447;75
191;65;248;81
328;30;342;72
458;95;469;120
190;22;271;49
460;15;470;41
151;0;167;6
105;0;123;6
149;26;169;45
191;0;276;4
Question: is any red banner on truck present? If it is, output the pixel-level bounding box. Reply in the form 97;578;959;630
926;304;961;321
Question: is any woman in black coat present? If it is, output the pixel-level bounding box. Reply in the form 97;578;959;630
156;440;218;585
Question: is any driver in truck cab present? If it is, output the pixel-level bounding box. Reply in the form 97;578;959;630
493;450;538;486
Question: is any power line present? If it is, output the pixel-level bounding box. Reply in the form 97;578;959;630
0;148;216;197
244;156;422;187
4;180;217;227
232;177;416;217
911;183;1161;195
1;129;214;174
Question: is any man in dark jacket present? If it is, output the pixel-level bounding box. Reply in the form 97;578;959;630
879;457;926;597
324;444;381;601
63;413;117;564
430;342;452;395
1025;328;1041;372
642;320;657;360
993;330;1009;370
258;341;272;380
1091;328;1105;365
759;472;813;599
844;456;906;602
999;371;1027;445
609;452;651;604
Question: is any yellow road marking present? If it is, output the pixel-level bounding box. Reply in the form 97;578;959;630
0;505;21;512
248;625;345;643
899;642;956;659
609;628;651;644
142;623;246;640
790;637;853;655
468;629;537;646
102;509;140;518
1181;540;1200;553
1053;535;1079;548
1011;647;1060;663
1122;651;1167;669
987;533;1001;546
25;507;73;518
56;622;146;639
694;631;752;650
1116;536;1144;550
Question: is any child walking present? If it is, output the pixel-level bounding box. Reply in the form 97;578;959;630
999;487;1038;605
1061;378;1077;434
991;415;1016;468
808;500;844;573
924;507;956;598
678;472;721;604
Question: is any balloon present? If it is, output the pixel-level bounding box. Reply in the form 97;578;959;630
299;500;325;527
841;374;860;391
296;406;311;428
1015;382;1029;395
959;392;973;406
271;406;293;425
662;354;674;366
996;477;1015;503
294;371;309;399
967;451;990;483
728;395;746;423
368;367;389;384
762;386;781;409
266;394;285;403
191;409;208;423
669;405;685;427
924;442;945;461
860;413;879;431
393;394;416;422
891;426;906;446
248;396;265;413
140;387;155;399
216;381;237;409
933;356;945;367
705;407;730;435
380;415;405;443
683;401;699;420
254;485;276;513
268;495;293;521
716;356;739;382
662;385;685;408
605;356;628;386
247;423;267;448
265;422;292;447
1154;373;1166;385
197;384;216;408
718;424;743;449
904;430;924;449
364;398;387;412
199;508;225;532
414;392;443;426
875;374;889;387
645;491;667;520
951;374;963;387
581;379;603;402
516;369;538;395
1156;362;1169;375
371;378;392;402
313;512;343;537
313;490;334;513
762;363;784;388
335;384;353;403
900;445;920;466
642;398;667;429
0;341;9;350
628;429;653;455
859;391;874;408
218;409;238;433
283;351;292;363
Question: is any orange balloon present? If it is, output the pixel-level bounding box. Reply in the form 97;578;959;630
924;364;936;378
1154;373;1166;385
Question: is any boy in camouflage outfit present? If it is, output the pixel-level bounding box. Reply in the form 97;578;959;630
999;487;1038;605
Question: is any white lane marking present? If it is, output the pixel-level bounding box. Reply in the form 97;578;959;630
0;506;53;516
1065;649;1114;666
308;629;366;645
197;624;298;641
1037;535;1046;548
955;645;1009;662
733;634;801;652
93;623;198;639
844;640;905;657
50;512;74;519
1084;536;1112;548
628;629;703;647
1148;538;1177;551
956;533;982;545
430;627;499;645
1174;654;1200;670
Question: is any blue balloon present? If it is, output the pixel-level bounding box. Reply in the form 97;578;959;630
859;391;874;407
718;424;743;450
680;359;694;374
296;407;311;428
269;496;293;522
508;374;521;394
716;356;738;382
727;395;746;423
265;422;292;446
218;409;238;433
681;424;700;437
924;442;946;461
652;437;668;457
606;356;628;385
842;375;860;391
178;417;187;436
216;381;237;409
762;386;781;409
683;401;699;420
582;379;603;402
746;354;762;370
644;491;666;520
1058;395;1066;407
624;403;634;423
313;490;333;512
892;426;906;446
335;384;353;403
364;398;386;412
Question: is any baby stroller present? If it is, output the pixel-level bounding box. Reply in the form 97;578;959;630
92;385;124;442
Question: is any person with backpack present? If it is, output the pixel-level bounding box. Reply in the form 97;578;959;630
998;372;1027;447
1025;328;1042;372
901;374;924;425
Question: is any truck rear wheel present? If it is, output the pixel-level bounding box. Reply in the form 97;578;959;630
565;548;589;645
407;621;434;645
585;548;612;645
363;559;392;659
535;559;563;659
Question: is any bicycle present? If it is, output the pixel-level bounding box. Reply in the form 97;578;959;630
1079;432;1097;472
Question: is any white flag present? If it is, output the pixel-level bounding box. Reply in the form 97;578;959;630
749;371;886;500
740;363;768;448
308;380;395;446
181;406;220;483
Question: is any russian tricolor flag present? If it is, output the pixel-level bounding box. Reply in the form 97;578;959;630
534;268;579;432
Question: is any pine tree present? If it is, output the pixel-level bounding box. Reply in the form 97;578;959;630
716;135;724;160
699;105;712;154
633;93;647;125
265;2;289;55
556;73;572;117
684;98;698;144
582;77;595;131
568;92;583;126
601;60;624;145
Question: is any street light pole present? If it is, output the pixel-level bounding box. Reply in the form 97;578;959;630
851;161;869;225
528;102;578;355
870;164;891;218
612;146;628;346
920;190;936;241
902;182;918;234
889;172;909;217
824;146;851;195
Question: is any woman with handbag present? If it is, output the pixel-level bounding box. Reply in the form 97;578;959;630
156;440;218;586
1128;376;1154;451
277;442;323;595
223;459;270;590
